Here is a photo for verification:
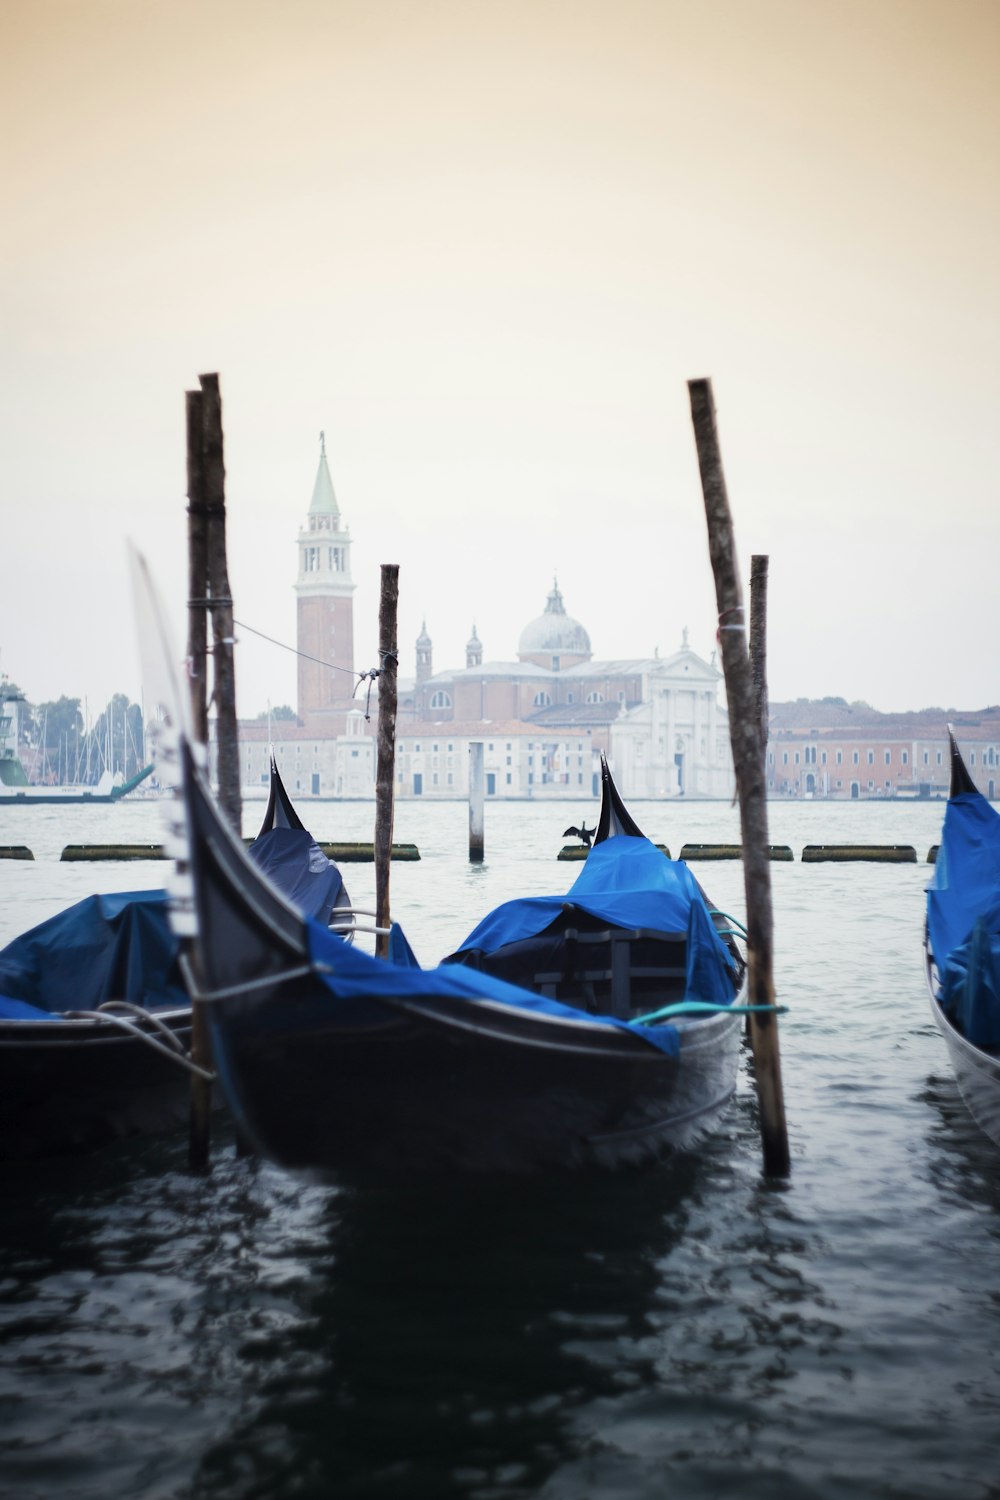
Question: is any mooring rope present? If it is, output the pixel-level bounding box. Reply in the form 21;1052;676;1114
62;1004;216;1081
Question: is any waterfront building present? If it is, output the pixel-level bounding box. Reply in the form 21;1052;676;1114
767;703;1000;800
229;439;997;803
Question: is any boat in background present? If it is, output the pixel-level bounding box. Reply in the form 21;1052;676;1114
174;738;748;1177
247;751;355;931
924;729;1000;1145
0;764;155;804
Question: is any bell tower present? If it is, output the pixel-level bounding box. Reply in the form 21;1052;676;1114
416;621;433;684
295;432;356;728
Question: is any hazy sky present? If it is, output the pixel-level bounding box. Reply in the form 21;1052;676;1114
2;0;998;723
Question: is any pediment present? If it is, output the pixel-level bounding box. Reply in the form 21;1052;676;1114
649;648;721;685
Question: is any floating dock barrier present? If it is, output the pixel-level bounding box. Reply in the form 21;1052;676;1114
927;846;939;864
0;846;34;861
313;842;420;863
558;843;671;861
61;844;168;862
679;843;794;861
61;841;420;863
800;844;917;864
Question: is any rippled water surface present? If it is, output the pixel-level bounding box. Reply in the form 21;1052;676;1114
1;798;998;1499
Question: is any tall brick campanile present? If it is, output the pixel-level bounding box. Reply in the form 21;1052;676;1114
295;432;356;729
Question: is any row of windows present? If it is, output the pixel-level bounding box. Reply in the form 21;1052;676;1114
773;747;947;768
426;689;621;710
398;741;588;755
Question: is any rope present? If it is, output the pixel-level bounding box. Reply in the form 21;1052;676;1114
96;1000;188;1053
233;616;390;715
182;963;316;1005
709;909;749;938
634;1000;788;1025
62;1006;216;1081
234;618;362;680
354;650;398;720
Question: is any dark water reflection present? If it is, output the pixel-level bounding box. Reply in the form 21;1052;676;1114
3;1087;1000;1500
0;1117;773;1500
5;828;1000;1499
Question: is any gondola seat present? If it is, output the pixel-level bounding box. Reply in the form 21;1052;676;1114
447;913;690;1018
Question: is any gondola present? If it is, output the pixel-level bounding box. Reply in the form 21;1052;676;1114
247;751;355;932
175;734;750;1176
0;888;195;1159
924;730;1000;1146
0;757;349;1159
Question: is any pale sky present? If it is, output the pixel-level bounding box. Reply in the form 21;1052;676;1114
2;0;998;723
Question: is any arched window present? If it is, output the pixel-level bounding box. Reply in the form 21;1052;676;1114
533;691;552;707
586;691;604;704
429;691;452;710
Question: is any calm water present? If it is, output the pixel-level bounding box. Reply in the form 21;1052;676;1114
1;797;998;1500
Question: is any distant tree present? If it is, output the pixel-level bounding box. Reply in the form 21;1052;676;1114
255;704;299;723
35;697;84;781
89;694;146;782
821;696;848;706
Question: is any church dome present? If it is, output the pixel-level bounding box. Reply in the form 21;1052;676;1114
518;581;591;663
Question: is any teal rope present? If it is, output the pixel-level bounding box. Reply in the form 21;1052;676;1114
709;909;748;938
634;1000;788;1025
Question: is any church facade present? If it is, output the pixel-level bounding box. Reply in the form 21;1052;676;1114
235;440;735;801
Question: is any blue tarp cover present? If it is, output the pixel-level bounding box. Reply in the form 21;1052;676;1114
304;916;681;1056
453;836;737;1005
248;827;345;926
0;890;185;1023
927;791;1000;1048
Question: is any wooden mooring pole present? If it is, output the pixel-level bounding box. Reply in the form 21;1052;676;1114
469;741;485;862
185;384;212;1171
750;555;769;760
374;565;399;958
183;373;241;1170
688;378;790;1178
186;391;209;745
200;373;241;838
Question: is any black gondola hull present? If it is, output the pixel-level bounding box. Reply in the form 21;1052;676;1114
177;739;746;1177
929;996;1000;1146
923;730;1000;1148
0;1010;194;1160
207;981;741;1176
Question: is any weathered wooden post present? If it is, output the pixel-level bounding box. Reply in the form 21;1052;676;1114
184;385;211;1171
688;378;790;1178
469;741;485;862
747;554;769;1040
186;390;209;746
200;373;241;838
374;564;399;958
750;555;769;762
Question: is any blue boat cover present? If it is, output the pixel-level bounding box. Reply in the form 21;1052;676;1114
248;827;345;926
452;836;737;1004
927;790;1000;1047
0;890;185;1023
304;917;681;1056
